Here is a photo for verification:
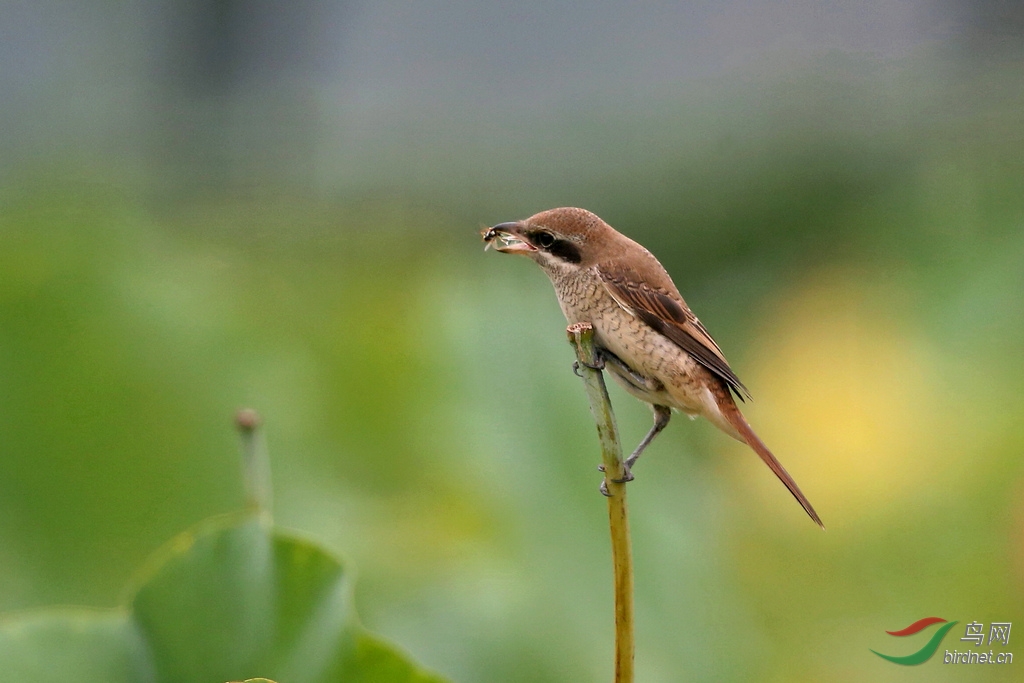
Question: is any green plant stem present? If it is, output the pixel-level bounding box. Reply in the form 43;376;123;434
567;323;635;683
236;408;273;515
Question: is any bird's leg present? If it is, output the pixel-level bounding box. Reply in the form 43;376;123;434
624;404;671;471
600;349;668;406
597;404;671;494
598;403;675;493
571;343;669;493
594;351;669;476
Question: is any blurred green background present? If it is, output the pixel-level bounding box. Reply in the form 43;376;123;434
2;2;1023;681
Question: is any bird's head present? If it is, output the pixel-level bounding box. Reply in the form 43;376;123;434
482;207;611;272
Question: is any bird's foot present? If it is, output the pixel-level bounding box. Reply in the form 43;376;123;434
597;462;634;496
572;351;605;376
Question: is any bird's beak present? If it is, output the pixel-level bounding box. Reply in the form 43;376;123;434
481;222;538;255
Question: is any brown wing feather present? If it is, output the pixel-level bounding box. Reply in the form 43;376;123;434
598;261;751;401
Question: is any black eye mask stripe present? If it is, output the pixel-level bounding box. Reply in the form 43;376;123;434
547;239;582;264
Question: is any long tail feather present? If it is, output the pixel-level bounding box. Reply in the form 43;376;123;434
719;399;825;529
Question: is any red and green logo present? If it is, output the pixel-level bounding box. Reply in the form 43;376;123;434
871;617;959;665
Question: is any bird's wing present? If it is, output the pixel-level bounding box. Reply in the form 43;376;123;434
598;262;751;401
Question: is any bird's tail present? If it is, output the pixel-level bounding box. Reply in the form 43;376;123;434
718;397;825;529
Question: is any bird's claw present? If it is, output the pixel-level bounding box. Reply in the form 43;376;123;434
573;350;606;374
613;466;635;484
597;462;634;496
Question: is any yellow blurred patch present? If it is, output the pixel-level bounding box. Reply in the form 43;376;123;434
731;269;959;526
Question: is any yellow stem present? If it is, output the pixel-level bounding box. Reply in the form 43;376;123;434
567;323;635;683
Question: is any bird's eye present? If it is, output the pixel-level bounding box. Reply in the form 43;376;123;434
534;231;556;248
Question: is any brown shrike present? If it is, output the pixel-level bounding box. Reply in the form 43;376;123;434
483;207;823;528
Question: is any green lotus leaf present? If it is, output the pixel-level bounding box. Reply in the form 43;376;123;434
0;610;148;683
0;511;446;683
